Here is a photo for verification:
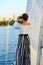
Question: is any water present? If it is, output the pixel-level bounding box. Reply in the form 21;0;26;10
0;25;20;65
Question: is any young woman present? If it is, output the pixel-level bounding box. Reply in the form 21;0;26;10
16;13;31;65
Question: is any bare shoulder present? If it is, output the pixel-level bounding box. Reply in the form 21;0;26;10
27;22;30;26
20;22;30;26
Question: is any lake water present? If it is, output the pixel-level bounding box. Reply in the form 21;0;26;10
0;25;21;65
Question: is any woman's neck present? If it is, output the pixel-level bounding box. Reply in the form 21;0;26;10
22;21;28;25
21;20;30;26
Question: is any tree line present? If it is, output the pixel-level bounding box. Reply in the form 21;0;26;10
0;20;22;26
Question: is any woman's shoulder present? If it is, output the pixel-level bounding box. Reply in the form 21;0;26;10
20;22;30;26
27;22;30;26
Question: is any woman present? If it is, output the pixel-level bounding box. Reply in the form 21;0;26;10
16;13;31;65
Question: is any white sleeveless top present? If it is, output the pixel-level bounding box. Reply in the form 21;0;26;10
20;25;30;35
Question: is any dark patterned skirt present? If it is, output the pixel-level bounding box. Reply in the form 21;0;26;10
16;34;31;65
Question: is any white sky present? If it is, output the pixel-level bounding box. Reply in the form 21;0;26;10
0;0;27;17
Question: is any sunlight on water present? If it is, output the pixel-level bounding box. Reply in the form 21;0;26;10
5;26;9;65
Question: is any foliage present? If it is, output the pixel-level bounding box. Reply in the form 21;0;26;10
9;20;15;25
18;21;23;24
0;21;8;26
0;20;22;26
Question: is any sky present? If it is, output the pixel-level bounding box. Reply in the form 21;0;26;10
0;0;27;17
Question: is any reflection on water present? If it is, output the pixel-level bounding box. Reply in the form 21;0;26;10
0;26;20;65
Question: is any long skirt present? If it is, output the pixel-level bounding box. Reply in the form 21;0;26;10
16;34;31;65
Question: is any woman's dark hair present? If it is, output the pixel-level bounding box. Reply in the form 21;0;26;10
22;13;28;21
